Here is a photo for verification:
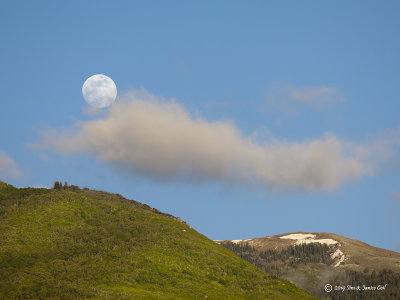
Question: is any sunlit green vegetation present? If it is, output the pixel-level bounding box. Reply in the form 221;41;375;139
0;181;315;299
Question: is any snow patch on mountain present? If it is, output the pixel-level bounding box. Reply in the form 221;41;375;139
279;233;316;240
214;239;253;244
231;239;252;244
331;249;346;267
280;233;338;246
331;249;343;260
296;239;338;245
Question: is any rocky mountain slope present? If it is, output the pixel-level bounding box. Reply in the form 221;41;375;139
217;232;400;299
0;181;315;299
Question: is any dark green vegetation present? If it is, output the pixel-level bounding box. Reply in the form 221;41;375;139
328;269;400;300
221;241;400;299
223;242;333;276
0;181;315;299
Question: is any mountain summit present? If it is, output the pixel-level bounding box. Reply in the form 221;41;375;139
217;231;400;272
217;232;400;298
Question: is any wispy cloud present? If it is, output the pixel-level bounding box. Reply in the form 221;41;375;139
30;184;49;189
267;85;346;114
389;191;400;204
33;89;373;192
369;126;400;172
0;150;22;179
291;86;346;107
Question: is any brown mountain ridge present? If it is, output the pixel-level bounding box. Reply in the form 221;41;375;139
216;231;400;272
216;232;400;299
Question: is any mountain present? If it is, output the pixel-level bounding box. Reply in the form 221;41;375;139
216;232;400;299
0;181;315;299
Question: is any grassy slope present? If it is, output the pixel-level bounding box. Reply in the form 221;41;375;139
326;232;400;272
0;182;315;299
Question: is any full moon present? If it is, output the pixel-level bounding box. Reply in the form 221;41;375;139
82;74;117;108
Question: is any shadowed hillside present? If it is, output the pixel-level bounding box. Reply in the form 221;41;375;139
0;181;315;299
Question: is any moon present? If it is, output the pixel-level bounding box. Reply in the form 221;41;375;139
82;74;117;108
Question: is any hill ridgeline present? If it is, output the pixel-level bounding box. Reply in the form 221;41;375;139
0;181;314;299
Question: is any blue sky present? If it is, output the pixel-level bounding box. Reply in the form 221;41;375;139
1;1;399;251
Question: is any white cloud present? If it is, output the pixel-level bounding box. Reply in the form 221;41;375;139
0;151;22;179
35;89;372;192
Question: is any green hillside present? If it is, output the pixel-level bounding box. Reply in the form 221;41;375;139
0;181;315;299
